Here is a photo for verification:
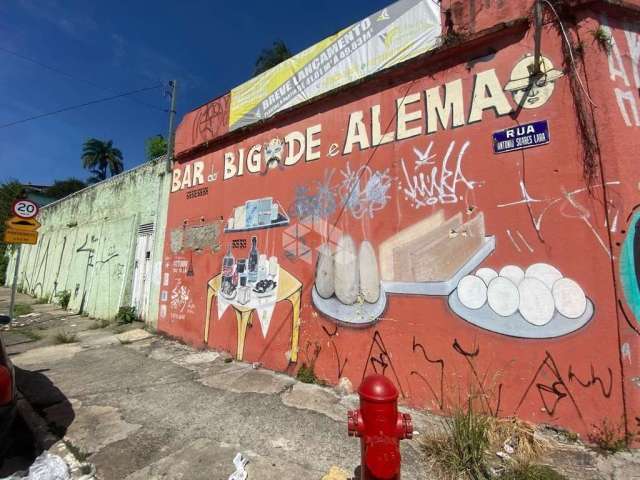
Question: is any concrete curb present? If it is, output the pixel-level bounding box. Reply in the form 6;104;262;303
16;391;96;480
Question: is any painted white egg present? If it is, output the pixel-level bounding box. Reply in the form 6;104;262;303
359;241;381;304
487;276;520;316
334;235;359;305
518;277;555;326
476;267;498;286
525;263;563;289
315;244;335;299
457;275;487;310
499;265;525;285
552;278;587;319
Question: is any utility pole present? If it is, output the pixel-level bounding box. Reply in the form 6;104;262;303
533;0;543;76
8;245;21;321
165;80;178;173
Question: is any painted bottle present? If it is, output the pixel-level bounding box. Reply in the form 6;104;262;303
237;259;248;287
258;254;268;282
248;236;259;284
222;246;235;288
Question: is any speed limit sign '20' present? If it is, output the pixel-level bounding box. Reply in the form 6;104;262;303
12;199;39;219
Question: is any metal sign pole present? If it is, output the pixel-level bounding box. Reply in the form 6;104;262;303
8;245;21;321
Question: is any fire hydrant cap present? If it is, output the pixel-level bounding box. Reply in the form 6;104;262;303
358;374;398;402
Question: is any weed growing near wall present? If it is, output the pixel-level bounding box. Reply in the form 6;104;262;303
56;290;71;310
115;306;138;324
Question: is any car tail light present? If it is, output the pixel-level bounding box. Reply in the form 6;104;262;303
0;365;12;405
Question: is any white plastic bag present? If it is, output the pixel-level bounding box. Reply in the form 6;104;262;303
1;452;71;480
228;453;248;480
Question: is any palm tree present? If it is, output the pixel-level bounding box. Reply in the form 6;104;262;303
81;139;124;183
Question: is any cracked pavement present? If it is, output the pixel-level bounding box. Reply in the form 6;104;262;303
2;287;639;479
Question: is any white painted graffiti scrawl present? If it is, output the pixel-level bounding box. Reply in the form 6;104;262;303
603;17;640;127
400;140;480;208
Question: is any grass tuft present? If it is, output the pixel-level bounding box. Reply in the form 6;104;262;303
54;330;78;344
34;297;49;304
13;303;33;316
497;462;567;480
20;329;43;341
422;404;491;479
63;439;89;462
422;400;551;479
296;363;319;384
88;318;111;330
588;418;629;454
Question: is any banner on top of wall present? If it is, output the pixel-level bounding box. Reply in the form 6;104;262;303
228;0;441;131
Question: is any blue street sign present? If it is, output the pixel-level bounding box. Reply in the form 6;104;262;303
493;120;550;154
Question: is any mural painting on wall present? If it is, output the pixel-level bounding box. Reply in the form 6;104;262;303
450;263;593;338
170;53;580;338
619;211;640;335
162;47;627;439
204;231;302;362
312;211;495;326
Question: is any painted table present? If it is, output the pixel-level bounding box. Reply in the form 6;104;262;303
203;269;302;362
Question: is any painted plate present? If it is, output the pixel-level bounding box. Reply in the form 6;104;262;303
448;289;594;339
312;285;387;327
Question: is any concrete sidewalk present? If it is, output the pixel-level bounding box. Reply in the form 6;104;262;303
1;287;432;479
2;287;639;479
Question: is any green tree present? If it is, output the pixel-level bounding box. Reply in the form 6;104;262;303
253;40;292;77
145;135;168;161
81;138;124;183
0;180;24;284
44;178;86;199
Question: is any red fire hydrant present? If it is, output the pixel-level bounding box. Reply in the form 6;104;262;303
347;374;413;480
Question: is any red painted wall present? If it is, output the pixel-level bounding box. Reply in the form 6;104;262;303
159;3;640;443
576;5;640;444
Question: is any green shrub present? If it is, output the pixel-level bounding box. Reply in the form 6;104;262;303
34;297;49;304
296;363;319;384
591;26;612;52
115;306;138;325
0;254;9;285
55;290;71;310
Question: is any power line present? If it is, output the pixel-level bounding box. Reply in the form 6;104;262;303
0;46;168;113
0;84;163;129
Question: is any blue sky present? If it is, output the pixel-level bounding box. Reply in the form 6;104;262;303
0;0;391;185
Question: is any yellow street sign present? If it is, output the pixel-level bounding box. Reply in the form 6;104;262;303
3;228;38;245
5;216;41;231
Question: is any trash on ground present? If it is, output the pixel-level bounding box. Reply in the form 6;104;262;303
321;466;350;480
228;452;248;480
496;450;511;460
502;440;515;454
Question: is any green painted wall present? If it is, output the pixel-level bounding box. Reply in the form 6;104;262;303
5;158;170;325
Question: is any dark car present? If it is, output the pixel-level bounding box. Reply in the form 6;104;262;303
0;315;16;456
